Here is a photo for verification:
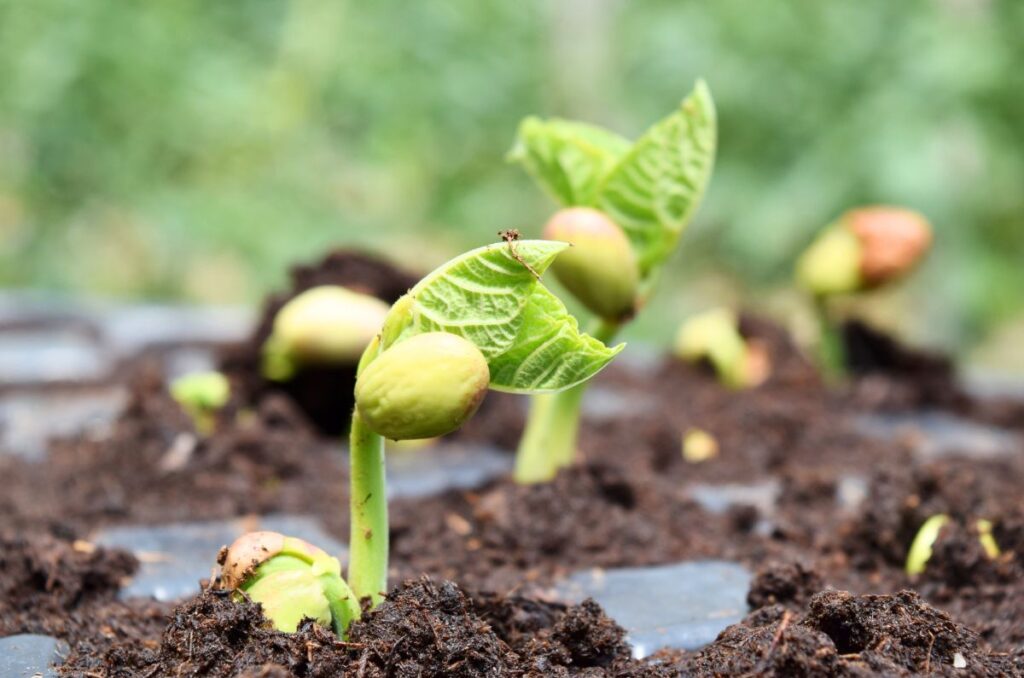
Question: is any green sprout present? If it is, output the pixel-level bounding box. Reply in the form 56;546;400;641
905;514;1001;576
673;307;769;389
218;531;360;636
508;81;717;483
261;285;390;382
795;206;933;378
219;240;619;634
169;371;230;434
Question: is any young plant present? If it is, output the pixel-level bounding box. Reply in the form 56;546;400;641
170;370;230;434
673;307;769;389
261;285;390;382
905;514;1001;576
795;206;932;378
508;81;717;483
218;531;360;636
217;240;620;633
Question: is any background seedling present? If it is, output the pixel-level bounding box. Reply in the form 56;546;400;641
261;285;390;382
796;206;932;379
217;240;620;636
674;308;769;390
905;514;1001;576
169;371;230;435
509;81;717;483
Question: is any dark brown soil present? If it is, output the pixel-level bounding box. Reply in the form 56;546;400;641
219;250;419;436
56;575;1021;677
1;251;1022;675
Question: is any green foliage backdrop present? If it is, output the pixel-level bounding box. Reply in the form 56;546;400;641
1;0;1022;356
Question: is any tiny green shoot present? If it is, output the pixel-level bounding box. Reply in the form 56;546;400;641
796;206;932;379
905;514;1001;576
169;371;230;435
220;240;620;636
509;81;717;483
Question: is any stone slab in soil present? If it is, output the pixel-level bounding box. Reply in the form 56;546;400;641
854;410;1019;460
0;387;126;459
92;515;345;602
556;560;751;658
0;634;68;678
386;443;511;498
0;328;109;384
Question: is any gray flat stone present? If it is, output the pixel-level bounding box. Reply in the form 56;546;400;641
388;444;511;498
0;387;126;459
556;561;751;658
689;480;779;516
854;411;1019;460
0;634;68;678
0;329;109;384
97;304;252;356
93;516;345;602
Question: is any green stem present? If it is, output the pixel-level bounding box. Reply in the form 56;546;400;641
347;409;388;607
514;319;620;484
814;296;847;382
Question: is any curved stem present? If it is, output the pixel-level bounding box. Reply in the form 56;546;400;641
514;319;620;484
319;573;362;638
347;409;387;607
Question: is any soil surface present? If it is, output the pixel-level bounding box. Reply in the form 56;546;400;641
1;249;1022;675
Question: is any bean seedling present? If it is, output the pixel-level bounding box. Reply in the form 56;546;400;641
261;285;390;382
905;514;1001;576
508;81;717;483
795;206;932;378
218;240;620;634
170;371;230;435
673;307;769;389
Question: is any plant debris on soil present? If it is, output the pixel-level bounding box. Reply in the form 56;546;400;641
1;249;1022;675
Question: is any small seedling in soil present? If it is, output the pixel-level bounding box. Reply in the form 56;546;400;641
509;80;717;483
170;371;230;435
674;307;770;389
261;285;390;382
221;240;619;634
905;514;1001;575
795;206;932;378
217;531;359;636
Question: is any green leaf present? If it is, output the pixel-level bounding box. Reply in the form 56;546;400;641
508;118;631;206
383;240;622;393
596;80;717;279
488;284;624;393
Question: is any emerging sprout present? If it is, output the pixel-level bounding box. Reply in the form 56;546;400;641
214;241;618;635
510;81;717;483
905;514;1001;576
355;332;490;440
542;207;639;321
262;285;390;381
796;206;932;296
796;207;932;378
217;531;359;636
170;371;230;434
673;308;769;389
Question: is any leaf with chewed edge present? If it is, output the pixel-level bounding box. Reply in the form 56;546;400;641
380;240;622;393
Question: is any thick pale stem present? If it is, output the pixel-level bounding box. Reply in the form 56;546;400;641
814;296;847;382
347;409;387;606
514;319;619;484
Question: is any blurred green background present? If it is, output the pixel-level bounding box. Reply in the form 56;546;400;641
1;0;1022;366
